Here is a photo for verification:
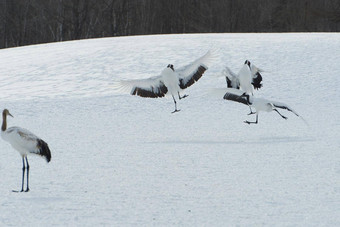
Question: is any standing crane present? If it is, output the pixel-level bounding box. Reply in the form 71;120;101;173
1;109;51;192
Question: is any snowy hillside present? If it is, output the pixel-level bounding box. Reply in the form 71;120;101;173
0;33;339;226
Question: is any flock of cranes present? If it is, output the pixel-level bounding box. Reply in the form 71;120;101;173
114;49;301;124
1;49;302;192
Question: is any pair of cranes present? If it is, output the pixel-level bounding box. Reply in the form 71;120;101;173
221;60;300;124
1;49;300;192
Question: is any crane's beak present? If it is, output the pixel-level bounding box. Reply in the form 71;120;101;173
8;112;13;118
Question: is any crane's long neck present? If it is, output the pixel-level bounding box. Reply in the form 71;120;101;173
2;112;7;131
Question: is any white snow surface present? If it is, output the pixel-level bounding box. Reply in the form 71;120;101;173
0;33;339;226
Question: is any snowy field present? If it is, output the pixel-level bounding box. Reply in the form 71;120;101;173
0;33;339;226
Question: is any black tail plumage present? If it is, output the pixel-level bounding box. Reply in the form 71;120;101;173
37;139;51;162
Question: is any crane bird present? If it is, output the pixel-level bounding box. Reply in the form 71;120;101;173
224;60;263;91
223;60;263;114
114;49;218;113
219;88;300;124
1;109;51;192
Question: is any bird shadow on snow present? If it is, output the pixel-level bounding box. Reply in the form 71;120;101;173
145;136;315;145
20;196;67;203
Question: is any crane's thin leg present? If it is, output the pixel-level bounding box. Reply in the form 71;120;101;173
178;92;188;100
238;93;255;115
25;157;30;192
241;93;250;104
13;157;25;192
274;109;287;119
171;95;180;113
21;157;25;192
248;106;255;115
244;93;255;115
244;114;259;124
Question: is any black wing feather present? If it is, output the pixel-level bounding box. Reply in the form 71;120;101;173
252;72;263;90
223;92;249;106
131;82;168;98
272;103;299;116
226;77;240;89
179;65;207;89
226;77;233;88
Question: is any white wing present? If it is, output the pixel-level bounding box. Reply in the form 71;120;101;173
249;62;263;89
176;49;220;89
224;67;238;78
112;75;169;98
223;67;240;89
209;87;244;98
4;127;40;154
249;62;264;76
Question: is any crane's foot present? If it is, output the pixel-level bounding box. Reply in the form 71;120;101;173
243;120;257;124
171;109;181;114
12;189;26;193
247;111;256;115
179;94;188;99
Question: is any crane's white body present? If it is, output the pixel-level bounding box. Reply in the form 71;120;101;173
223;61;263;92
160;67;181;96
238;63;253;95
250;98;291;114
1;126;41;157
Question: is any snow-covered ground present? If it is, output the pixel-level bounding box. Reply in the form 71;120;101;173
0;33;338;226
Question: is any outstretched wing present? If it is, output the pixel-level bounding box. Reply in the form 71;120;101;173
249;62;263;90
177;49;219;89
223;67;240;89
223;92;249;106
214;88;249;105
251;72;263;90
272;101;299;116
113;75;168;98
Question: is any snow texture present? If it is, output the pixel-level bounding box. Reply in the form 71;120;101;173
0;33;339;226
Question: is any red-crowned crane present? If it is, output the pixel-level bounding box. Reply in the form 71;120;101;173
114;49;218;113
1;109;51;192
218;88;301;124
223;60;263;114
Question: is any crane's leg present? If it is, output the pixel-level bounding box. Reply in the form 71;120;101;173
244;93;255;115
21;157;25;192
178;92;188;100
274;109;287;119
25;157;30;192
239;92;250;103
238;93;255;115
247;106;255;115
244;113;259;124
13;157;25;192
171;95;180;113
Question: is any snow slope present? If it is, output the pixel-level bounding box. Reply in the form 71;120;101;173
0;33;339;226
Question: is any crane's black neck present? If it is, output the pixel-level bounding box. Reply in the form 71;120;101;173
2;111;7;131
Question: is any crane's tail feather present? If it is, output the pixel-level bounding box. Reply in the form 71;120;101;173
37;139;51;162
